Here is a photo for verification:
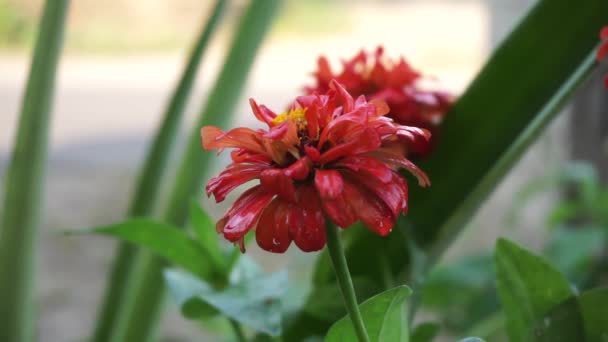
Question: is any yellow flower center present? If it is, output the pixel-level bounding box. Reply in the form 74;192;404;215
271;107;308;131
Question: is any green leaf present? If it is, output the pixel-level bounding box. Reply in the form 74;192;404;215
495;238;573;342
189;200;225;270
530;288;608;341
543;227;605;281
0;1;69;341
326;286;412;342
87;219;219;281
410;322;439;342
164;266;287;336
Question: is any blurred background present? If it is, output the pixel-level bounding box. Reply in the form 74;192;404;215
1;0;606;340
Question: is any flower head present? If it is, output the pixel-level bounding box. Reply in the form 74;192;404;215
202;80;430;253
598;26;608;88
306;47;452;157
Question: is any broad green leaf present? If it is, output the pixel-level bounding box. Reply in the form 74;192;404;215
164;267;287;336
495;238;573;342
326;286;412;342
410;322;439;342
189;200;225;270
0;1;69;341
530;288;608;341
87;218;219;281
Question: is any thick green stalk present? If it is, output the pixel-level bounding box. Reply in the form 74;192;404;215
90;2;227;341
0;1;69;341
325;224;370;342
111;1;281;341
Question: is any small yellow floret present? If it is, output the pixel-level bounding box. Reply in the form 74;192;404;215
272;108;308;130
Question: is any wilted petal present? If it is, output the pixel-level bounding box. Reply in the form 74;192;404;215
255;198;292;253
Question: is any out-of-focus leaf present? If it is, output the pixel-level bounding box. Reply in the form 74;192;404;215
164;257;286;337
410;322;440;342
423;254;494;307
421;254;499;333
326;286;412;342
495;238;573;342
84;219;220;280
0;1;69;341
543;227;605;281
530;288;608;341
189;200;225;271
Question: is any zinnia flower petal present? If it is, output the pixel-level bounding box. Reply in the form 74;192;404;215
217;185;274;243
260;168;297;203
201;126;266;156
319;127;381;164
288;186;326;252
314;169;344;199
343;180;395;236
206;161;270;202
256;198;292;253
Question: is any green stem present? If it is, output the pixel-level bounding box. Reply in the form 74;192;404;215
325;224;370;342
0;1;69;341
229;318;247;342
110;2;281;341
90;2;227;341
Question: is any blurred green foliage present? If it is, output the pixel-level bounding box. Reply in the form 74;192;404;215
0;0;35;47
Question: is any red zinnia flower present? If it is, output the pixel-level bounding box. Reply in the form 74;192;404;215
306;47;452;158
202;80;430;253
598;26;608;88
